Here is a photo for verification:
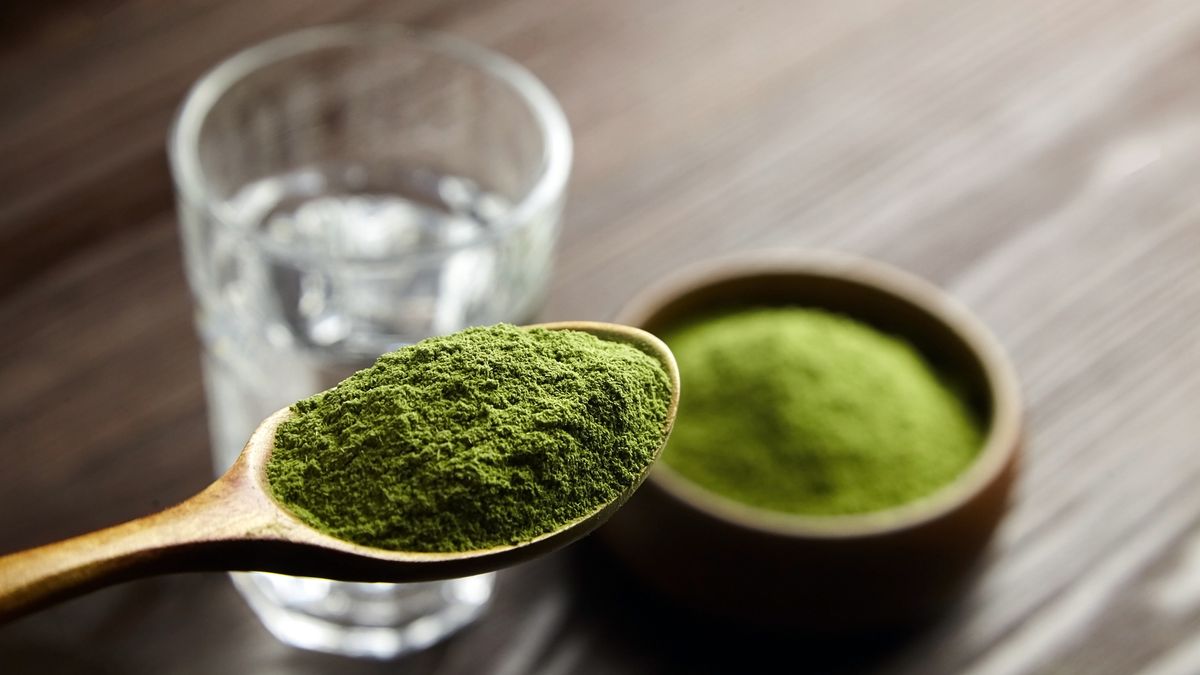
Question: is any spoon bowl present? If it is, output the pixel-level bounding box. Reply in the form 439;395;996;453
0;321;678;622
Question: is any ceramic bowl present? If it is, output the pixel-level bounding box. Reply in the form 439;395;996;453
598;251;1022;631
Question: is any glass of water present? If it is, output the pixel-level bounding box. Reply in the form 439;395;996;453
168;25;571;658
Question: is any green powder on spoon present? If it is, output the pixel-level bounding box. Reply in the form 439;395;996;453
660;307;981;516
266;324;672;552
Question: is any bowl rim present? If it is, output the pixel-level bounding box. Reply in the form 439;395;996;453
616;249;1022;539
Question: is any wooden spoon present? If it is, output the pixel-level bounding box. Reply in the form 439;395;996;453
0;321;679;623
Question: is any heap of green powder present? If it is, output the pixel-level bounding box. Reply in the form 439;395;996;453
266;324;671;553
661;307;981;516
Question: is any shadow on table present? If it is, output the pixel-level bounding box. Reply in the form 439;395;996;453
0;574;446;675
564;538;945;674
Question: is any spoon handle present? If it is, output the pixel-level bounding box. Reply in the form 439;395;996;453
0;478;269;622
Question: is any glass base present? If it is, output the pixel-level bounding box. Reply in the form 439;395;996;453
231;571;495;659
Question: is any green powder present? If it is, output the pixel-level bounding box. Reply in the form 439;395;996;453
266;324;672;552
660;307;981;516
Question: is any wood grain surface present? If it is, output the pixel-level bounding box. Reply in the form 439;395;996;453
4;1;1200;673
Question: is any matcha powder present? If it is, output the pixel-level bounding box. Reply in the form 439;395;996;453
661;307;982;516
266;324;671;552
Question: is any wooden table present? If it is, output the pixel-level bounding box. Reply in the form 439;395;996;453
4;1;1200;672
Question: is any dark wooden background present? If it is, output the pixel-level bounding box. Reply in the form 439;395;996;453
4;1;1200;673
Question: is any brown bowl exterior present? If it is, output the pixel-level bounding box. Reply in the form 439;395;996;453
598;253;1022;631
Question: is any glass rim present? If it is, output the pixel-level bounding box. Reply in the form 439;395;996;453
167;24;572;264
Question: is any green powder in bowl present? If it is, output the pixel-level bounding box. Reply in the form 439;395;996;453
660;307;982;516
266;324;672;553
